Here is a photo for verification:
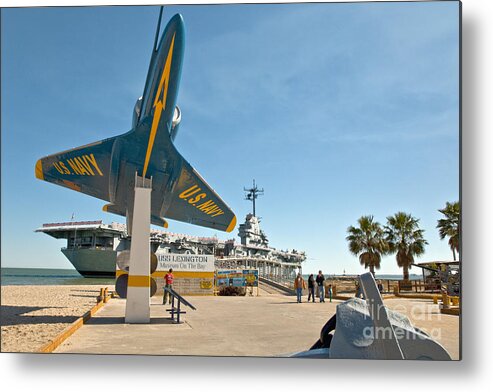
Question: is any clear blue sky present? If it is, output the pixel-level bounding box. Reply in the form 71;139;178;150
1;2;459;275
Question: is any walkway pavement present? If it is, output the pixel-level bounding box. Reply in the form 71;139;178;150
54;290;460;359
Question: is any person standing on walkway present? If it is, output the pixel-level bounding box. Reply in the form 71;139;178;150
328;284;333;303
316;270;325;303
163;268;174;305
355;280;363;298
294;273;306;303
307;274;315;302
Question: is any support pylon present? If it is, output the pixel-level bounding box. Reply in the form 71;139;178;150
125;175;152;323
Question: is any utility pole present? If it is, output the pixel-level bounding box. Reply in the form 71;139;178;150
244;179;264;217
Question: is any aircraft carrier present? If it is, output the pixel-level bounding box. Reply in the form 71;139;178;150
36;213;306;281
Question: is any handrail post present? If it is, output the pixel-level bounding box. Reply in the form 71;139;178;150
97;288;104;302
177;299;181;323
171;290;175;321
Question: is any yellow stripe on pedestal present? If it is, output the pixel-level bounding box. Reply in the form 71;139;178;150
128;275;150;287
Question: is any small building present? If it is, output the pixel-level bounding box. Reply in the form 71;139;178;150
414;261;460;295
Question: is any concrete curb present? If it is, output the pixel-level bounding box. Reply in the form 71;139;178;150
38;290;112;353
333;294;397;301
394;293;437;300
333;295;353;300
440;307;460;316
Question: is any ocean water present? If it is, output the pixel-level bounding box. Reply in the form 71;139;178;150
1;268;115;286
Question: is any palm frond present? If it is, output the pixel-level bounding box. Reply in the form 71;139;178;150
437;201;460;258
385;211;428;277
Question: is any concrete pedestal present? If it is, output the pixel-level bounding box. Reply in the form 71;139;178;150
125;176;152;323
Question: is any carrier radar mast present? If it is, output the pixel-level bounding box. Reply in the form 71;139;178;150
244;179;264;217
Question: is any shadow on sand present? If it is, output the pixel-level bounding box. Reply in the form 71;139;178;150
0;305;80;326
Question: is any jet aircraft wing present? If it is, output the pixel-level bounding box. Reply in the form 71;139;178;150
163;157;237;233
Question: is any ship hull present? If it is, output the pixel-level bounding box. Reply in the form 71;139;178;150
61;248;116;278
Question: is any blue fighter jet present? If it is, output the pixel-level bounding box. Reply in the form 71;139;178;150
35;12;236;233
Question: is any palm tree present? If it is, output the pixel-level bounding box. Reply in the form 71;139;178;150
346;216;388;277
385;212;428;281
436;201;460;261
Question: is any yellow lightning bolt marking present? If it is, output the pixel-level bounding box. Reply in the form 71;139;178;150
142;33;176;178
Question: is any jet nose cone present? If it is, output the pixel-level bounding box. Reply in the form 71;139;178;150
171;13;185;31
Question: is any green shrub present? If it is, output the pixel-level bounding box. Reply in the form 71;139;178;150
219;286;246;296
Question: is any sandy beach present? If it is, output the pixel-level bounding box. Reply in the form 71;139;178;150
1;285;114;353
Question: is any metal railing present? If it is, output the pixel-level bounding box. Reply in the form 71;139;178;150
258;277;295;295
259;273;295;289
163;287;196;324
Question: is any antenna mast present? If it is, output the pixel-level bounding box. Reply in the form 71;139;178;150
244;179;264;217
